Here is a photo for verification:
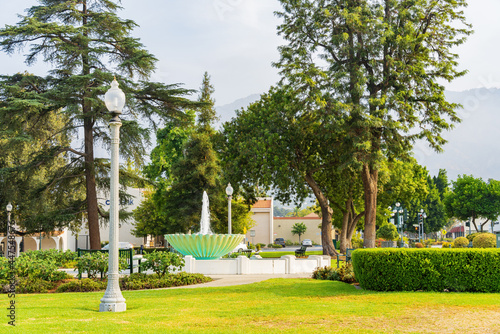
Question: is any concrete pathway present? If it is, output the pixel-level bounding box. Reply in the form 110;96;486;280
170;273;312;289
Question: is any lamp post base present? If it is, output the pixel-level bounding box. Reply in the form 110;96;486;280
99;301;126;313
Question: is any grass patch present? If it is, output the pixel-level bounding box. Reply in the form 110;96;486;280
1;278;499;333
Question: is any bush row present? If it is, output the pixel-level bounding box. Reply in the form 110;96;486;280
352;248;500;292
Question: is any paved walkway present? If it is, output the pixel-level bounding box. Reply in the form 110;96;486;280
170;273;312;289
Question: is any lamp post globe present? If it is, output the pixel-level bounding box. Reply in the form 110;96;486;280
100;78;126;313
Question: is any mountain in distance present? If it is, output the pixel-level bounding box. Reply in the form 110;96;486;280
216;88;500;182
215;94;260;129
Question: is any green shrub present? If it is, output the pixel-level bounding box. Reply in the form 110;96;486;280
270;244;283;248
351;234;364;249
120;272;212;290
139;251;184;277
15;256;68;281
453;237;469;248
312;265;354;283
442;242;451;248
285;240;294;246
76;252;128;279
56;278;106;293
352;248;500;292
376;223;399;241
466;232;485;242
312;266;335;280
255;244;261;251
337;263;356;283
17;278;56;294
20;249;77;267
472;233;496;248
257;243;266;249
0;257;12;280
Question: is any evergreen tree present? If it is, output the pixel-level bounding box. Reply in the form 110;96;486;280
0;1;199;248
433;169;449;201
133;73;253;236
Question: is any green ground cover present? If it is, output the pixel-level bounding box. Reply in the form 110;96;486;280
1;278;498;333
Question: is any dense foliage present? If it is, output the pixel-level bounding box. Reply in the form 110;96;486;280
445;175;500;232
0;0;199;248
352;249;500;292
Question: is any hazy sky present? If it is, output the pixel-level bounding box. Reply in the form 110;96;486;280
1;0;499;106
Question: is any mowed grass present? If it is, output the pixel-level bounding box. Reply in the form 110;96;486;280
1;279;499;333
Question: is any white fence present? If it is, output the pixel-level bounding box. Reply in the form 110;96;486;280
182;255;331;275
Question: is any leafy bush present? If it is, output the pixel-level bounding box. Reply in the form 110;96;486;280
139;251;184;277
285;240;294;246
466;232;485;242
15;256;68;281
269;244;283;248
312;265;354;283
20;249;77;267
376;224;399;241
0;257;12;280
17;278;56;294
256;243;266;249
442;242;451;248
255;244;261;251
120;272;212;290
337;263;356;283
352;248;500;292
76;252;128;279
351;234;364;249
453;237;469;248
56;278;106;293
312;266;338;280
472;233;496;248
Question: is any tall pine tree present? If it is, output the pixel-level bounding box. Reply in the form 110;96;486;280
0;1;199;248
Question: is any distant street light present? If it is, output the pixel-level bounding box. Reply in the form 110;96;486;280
390;202;405;247
419;209;427;243
5;203;12;258
100;78;126;313
226;183;233;234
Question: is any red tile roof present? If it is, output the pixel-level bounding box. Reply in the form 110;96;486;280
252;200;271;208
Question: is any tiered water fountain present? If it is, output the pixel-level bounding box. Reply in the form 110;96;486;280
165;191;244;260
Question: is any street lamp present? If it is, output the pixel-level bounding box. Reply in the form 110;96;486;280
390;202;405;247
5;203;12;258
226;183;233;234
100;78;126;313
418;209;427;243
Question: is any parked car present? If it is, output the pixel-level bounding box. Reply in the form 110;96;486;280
101;242;134;250
274;238;286;247
232;242;248;253
301;239;312;247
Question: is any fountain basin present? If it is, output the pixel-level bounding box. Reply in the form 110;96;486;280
165;234;244;260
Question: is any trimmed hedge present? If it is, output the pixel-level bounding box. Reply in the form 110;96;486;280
352;248;500;292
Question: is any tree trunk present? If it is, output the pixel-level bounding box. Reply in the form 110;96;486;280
84;117;101;250
82;0;100;250
304;173;338;256
362;164;378;248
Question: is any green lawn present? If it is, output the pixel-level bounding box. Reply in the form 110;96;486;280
2;278;499;333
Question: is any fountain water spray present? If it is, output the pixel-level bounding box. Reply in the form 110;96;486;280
165;190;244;260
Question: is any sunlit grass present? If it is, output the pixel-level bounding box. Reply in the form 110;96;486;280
1;278;499;333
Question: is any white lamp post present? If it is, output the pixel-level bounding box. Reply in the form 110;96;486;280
100;78;126;313
226;183;233;234
5;203;12;258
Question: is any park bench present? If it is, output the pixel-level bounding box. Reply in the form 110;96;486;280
77;248;135;279
295;245;307;257
336;248;355;268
